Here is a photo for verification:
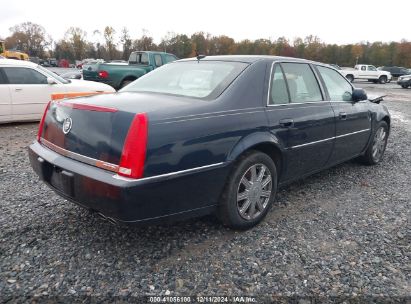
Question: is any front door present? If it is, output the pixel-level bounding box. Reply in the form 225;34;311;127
265;62;335;181
315;65;372;164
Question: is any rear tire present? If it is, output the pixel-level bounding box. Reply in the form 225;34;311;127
120;79;135;89
360;121;388;165
346;74;354;82
401;84;409;89
379;76;387;84
217;151;277;230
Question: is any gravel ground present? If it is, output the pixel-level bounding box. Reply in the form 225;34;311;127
0;83;410;303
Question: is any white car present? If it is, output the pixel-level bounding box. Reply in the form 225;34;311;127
0;59;115;123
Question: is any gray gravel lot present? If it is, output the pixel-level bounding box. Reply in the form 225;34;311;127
0;82;410;302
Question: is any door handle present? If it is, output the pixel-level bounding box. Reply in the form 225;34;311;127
339;112;347;120
15;88;23;92
279;118;294;128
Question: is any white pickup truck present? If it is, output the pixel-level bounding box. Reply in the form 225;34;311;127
340;64;392;84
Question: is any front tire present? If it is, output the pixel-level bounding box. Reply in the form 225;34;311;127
379;76;387;84
360;121;389;165
217;151;277;230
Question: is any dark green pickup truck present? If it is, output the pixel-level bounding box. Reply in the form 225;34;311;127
83;51;178;90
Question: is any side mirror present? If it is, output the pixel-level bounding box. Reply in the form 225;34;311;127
352;88;367;102
47;77;57;85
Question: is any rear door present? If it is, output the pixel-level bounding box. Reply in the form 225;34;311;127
265;62;335;181
315;65;371;164
0;69;12;122
2;67;60;121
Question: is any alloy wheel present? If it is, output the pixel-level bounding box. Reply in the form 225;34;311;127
237;163;272;220
372;127;387;162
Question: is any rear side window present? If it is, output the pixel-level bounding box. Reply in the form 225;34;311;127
317;66;353;101
154;55;163;67
269;64;289;105
3;67;47;84
281;63;323;103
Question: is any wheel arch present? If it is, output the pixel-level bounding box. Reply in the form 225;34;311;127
120;75;138;84
227;132;285;181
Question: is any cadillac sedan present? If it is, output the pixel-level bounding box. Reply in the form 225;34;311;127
29;56;390;229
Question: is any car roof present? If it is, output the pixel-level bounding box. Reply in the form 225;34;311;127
0;58;38;67
178;55;316;64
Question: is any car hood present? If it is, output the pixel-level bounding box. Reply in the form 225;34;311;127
64;79;115;92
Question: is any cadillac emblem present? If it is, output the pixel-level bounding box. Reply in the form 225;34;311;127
62;117;73;134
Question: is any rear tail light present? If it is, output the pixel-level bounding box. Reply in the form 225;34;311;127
118;113;148;179
98;70;109;79
37;101;51;142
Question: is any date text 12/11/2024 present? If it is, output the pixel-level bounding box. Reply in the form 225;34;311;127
148;296;257;303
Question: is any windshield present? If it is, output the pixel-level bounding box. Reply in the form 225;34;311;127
121;61;248;99
37;65;69;84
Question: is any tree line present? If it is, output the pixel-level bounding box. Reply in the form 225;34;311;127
3;22;411;67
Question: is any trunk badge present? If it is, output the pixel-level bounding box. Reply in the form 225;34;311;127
62;117;73;134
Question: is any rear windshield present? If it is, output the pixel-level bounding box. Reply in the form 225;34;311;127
129;52;149;65
121;61;248;99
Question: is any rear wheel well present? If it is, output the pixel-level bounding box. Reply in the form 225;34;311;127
237;143;283;181
122;76;137;83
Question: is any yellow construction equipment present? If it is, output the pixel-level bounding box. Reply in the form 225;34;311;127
0;40;29;60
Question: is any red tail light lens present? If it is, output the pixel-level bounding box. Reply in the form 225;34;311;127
98;70;109;79
37;101;51;142
118;113;148;179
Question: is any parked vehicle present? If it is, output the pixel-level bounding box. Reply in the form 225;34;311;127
83;51;178;90
29;56;390;229
29;57;41;64
379;66;409;78
58;59;70;68
0;40;29;60
0;59;115;123
340;64;392;83
397;74;411;88
60;70;82;80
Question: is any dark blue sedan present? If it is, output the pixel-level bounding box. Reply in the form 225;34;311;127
29;56;390;229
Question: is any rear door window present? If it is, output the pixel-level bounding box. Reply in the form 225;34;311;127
281;63;323;103
3;67;47;84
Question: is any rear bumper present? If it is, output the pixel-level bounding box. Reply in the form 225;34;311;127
29;141;231;224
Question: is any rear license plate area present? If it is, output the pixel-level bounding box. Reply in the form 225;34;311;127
49;167;75;197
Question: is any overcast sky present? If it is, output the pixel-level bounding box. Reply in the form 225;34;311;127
1;0;410;45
